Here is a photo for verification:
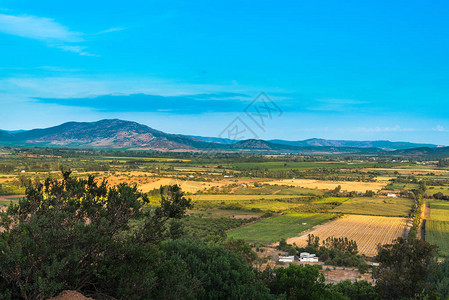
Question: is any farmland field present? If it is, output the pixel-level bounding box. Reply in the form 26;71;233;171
332;197;413;217
428;200;449;221
0;147;444;260
190;197;307;211
0;195;23;207
315;197;349;204
426;220;449;257
188;208;264;219
139;178;229;193
425;200;449;257
226;161;404;171
190;194;306;201
96;156;191;162
428;186;449;196
227;213;336;242
264;179;387;192
231;185;324;196
286;215;408;257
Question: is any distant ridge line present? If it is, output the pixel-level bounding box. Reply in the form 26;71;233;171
0;119;445;156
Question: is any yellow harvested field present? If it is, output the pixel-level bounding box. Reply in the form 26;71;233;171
73;172;228;193
265;179;386;193
375;176;395;181
287;215;407;257
139;178;229;193
0;177;13;183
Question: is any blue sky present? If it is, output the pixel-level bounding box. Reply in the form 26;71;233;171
0;0;449;144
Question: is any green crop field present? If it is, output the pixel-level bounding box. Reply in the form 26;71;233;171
315;197;348;204
425;200;449;257
428;186;449;196
193;199;306;212
0;195;23;206
386;183;406;189
225;161;384;171
231;185;324;196
429;200;449;221
332;197;413;217
426;220;449;257
191;194;306;201
227;213;337;242
188;208;265;219
275;187;324;195
96;156;191;162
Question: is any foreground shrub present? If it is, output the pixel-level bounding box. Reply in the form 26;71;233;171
0;171;191;299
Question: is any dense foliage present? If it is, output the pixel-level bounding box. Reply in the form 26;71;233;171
0;171;447;299
302;235;366;268
373;237;439;299
262;263;345;300
0;171;193;299
181;215;256;239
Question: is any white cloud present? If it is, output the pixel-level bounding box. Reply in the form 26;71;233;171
355;125;415;132
0;13;98;56
0;13;82;42
0;76;250;99
306;98;367;112
433;125;446;132
96;27;126;35
54;45;97;57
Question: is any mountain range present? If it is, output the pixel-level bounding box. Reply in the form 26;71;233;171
0;119;446;156
190;136;437;150
0;119;212;150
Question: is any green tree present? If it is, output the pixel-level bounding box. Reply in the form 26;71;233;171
224;238;258;264
427;258;449;299
365;190;375;197
263;264;346;300
0;171;192;299
437;159;449;168
331;280;377;300
160;239;272;300
433;192;444;200
373;237;438;299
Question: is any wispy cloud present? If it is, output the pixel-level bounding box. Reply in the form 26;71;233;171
96;27;126;35
355;125;415;132
0;13;96;56
0;76;258;99
304;98;367;112
33;92;252;114
0;13;82;42
54;45;97;57
433;125;447;132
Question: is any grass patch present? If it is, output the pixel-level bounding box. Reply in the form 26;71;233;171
188;208;264;218
181;216;255;239
426;220;449;257
429;200;449;222
231;185;324;196
227;213;337;243
428;186;449;196
98;156;190;162
315;197;348;204
226;161;386;171
190;194;310;212
332;197;413;217
190;194;305;201
194;199;306;212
